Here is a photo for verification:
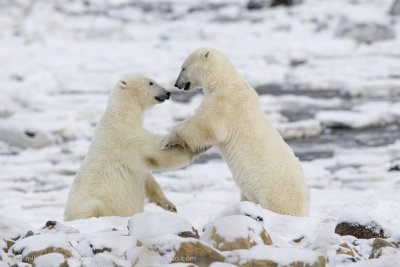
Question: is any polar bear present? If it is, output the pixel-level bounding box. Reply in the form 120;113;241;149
162;48;310;217
64;75;196;221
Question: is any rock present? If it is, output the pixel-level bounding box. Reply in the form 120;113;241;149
202;215;272;251
336;243;354;257
3;239;15;253
128;211;199;239
369;238;400;259
75;231;136;257
335;221;386;239
390;0;400;15
10;233;75;264
337;21;395;44
179;228;200;239
247;0;300;10
40;221;79;234
32;253;68;267
172;241;226;267
215;201;265;223
23;247;72;264
227;245;326;267
86;252;131;267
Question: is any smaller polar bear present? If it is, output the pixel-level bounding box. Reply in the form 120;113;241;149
162;48;310;217
65;75;196;221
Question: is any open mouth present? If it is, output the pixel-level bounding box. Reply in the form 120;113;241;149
155;93;170;102
183;82;191;91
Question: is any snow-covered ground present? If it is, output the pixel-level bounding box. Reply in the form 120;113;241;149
1;0;400;266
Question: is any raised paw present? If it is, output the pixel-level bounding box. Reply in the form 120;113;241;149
161;132;187;150
157;201;177;213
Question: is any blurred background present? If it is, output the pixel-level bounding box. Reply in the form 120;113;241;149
0;0;400;226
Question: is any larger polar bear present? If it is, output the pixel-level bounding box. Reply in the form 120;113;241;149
162;48;310;216
65;75;196;221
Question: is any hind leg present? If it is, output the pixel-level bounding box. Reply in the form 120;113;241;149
64;199;104;221
145;173;177;212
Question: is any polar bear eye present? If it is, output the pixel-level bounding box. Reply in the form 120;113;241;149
149;82;154;86
182;67;186;71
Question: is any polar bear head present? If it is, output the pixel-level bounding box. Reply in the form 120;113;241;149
175;47;233;91
116;75;171;110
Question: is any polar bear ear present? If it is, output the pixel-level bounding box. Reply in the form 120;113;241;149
200;50;210;60
119;80;128;89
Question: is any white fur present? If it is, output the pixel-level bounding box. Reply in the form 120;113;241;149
65;75;195;221
163;48;310;216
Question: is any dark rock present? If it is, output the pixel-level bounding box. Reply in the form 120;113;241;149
390;0;400;15
389;163;400;171
247;0;265;10
247;0;301;10
25;131;36;138
335;221;386;239
178;227;200;239
93;247;112;254
271;0;296;6
40;221;79;234
44;221;57;229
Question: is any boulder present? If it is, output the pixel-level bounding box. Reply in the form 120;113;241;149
10;233;75;264
40;221;79;234
335;221;386;239
128;211;199;239
75;231;136;257
247;0;301;10
202;215;272;251
172;241;226;267
227;245;326;267
336;243;354;257
32;253;68;267
369;238;400;259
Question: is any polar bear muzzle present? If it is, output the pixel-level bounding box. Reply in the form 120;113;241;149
155;90;171;102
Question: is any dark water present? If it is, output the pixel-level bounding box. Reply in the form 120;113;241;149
172;84;400;163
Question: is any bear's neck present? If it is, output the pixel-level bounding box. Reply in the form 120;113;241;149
104;97;144;128
202;69;243;96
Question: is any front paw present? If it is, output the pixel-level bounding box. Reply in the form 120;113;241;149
157;200;177;213
161;132;187;150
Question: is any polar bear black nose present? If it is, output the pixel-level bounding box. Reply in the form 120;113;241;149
166;92;171;97
174;83;178;87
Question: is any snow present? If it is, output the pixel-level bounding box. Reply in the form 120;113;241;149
202;214;266;244
32;253;66;267
128;211;195;238
1;0;400;265
227;245;323;265
10;233;76;257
